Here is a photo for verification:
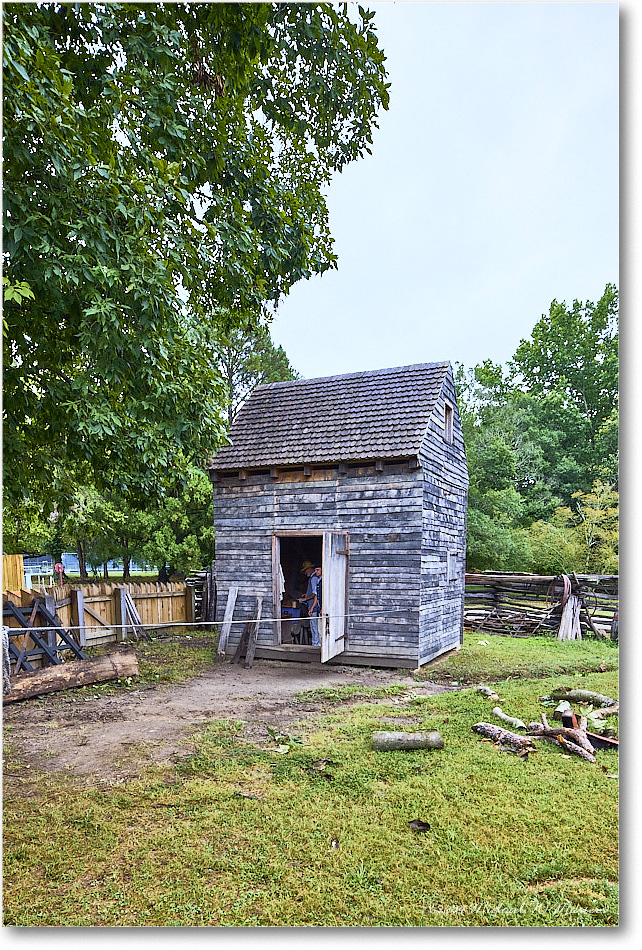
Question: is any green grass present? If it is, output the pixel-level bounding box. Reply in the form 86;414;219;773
3;667;618;926
419;632;619;686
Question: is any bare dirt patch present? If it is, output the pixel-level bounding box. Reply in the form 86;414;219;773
3;658;451;785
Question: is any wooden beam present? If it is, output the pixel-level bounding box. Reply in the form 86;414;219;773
114;586;128;642
71;587;86;647
217;585;238;657
83;603;111;627
244;596;263;669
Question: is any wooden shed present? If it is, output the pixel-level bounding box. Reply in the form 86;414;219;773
207;362;468;668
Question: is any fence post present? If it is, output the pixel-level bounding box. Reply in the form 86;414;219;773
71;587;86;647
43;593;57;652
113;586;128;642
186;585;196;625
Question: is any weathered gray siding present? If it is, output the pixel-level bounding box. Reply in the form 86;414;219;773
213;463;423;664
211;364;468;668
418;373;469;663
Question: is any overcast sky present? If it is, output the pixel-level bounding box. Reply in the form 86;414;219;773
269;0;619;379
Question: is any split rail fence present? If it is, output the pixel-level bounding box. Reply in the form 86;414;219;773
464;572;618;638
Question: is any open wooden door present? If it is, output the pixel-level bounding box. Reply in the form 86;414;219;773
321;532;349;663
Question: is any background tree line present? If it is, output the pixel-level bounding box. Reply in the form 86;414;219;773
457;284;618;575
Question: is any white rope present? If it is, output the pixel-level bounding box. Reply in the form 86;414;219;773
3;603;425;636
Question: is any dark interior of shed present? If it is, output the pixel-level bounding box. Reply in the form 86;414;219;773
278;535;322;645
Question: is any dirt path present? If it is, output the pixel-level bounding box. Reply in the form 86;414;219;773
3;659;452;784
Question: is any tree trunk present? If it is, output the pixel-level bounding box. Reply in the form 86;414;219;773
103;562;109;579
550;688;617;708
3;650;139;704
122;551;131;580
472;722;537;753
77;540;88;580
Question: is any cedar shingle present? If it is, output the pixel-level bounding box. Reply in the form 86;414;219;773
207;362;450;470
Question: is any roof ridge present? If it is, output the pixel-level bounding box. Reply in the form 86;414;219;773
259;361;450;390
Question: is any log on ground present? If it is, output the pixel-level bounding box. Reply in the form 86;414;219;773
372;731;444;751
3;650;139;704
472;722;537;753
531;734;597;764
550;688;617;707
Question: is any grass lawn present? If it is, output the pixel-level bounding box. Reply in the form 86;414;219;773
418;632;619;685
2;636;618;927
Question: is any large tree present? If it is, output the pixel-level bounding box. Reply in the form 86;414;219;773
510;284;618;483
3;2;389;507
456;285;618;570
214;323;299;427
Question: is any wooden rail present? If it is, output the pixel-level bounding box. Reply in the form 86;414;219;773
464;572;618;637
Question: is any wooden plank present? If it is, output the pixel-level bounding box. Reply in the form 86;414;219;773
83;603;111;627
70;587;86;647
2;554;24;592
113;587;128;643
244;596;263;669
217;586;238;657
231;620;253;664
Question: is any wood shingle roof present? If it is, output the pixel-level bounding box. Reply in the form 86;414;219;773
207;361;451;471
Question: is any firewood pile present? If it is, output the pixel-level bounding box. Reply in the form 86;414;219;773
472;686;618;767
464;572;618;639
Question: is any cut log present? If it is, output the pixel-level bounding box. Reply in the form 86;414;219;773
550;688;617;707
531;734;597;764
472;722;536;753
372;731;444;751
492;707;526;730
592;702;619;718
3;650;139;704
477;686;500;701
527;713;595;755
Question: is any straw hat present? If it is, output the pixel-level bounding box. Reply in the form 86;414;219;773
300;560;314;573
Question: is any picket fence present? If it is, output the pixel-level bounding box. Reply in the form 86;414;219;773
3;580;196;647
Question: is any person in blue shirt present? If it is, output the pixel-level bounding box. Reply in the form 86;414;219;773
299;563;322;647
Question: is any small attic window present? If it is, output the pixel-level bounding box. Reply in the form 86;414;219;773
444;402;454;444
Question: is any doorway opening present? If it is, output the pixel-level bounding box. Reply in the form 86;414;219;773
273;531;349;661
277;535;323;646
